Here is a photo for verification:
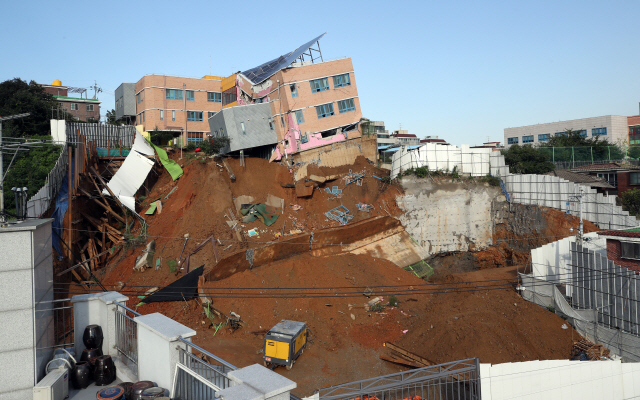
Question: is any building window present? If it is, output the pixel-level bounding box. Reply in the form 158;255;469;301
333;73;351;88
281;116;285;127
631;172;640;185
172;110;175;121
621;241;640;260
166;89;183;100
222;87;237;106
555;132;566;137
592;127;607;136
136;93;141;104
187;111;203;122
507;137;519;145
220;128;224;137
598;173;618;187
142;111;145;122
86;104;94;112
290;84;298;97
301;133;309;143
316;103;335;119
186;90;195;101
268;118;274;130
208;112;215;119
241;122;246;135
295;110;305;124
310;78;329;93
187;132;204;143
522;135;534;143
207;92;221;102
71;103;78;111
538;133;550;142
337;98;355;113
576;129;587;137
160;110;164;121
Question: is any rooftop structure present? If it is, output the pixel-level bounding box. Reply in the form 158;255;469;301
40;80;101;122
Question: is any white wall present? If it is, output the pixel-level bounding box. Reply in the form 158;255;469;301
481;359;640;400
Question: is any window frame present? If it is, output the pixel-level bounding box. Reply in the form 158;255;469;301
507;137;519;145
316;103;335;119
166;89;183;100
522;135;534;144
186;90;195;101
295;110;305;124
70;103;78;111
631;172;640;185
187;111;203;122
333;73;351;88
290;84;298;97
207;92;222;103
86;104;94;112
241;122;246;135
538;133;550;142
621;241;640;260
160;110;164;121
592;127;607;136
186;132;204;144
310;78;329;93
172;110;175;121
337;98;355;114
136;93;141;104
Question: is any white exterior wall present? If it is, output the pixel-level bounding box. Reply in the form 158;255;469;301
504;115;629;147
480;359;640;400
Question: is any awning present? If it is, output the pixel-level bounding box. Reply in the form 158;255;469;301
383;147;401;153
406;145;424;150
378;145;392;150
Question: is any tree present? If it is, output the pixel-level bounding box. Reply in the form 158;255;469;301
0;78;74;137
501;144;555;174
106;109;122;125
621;188;640;217
541;128;624;162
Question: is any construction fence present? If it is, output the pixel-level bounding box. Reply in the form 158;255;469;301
25;145;68;218
67;122;136;148
390;144;638;230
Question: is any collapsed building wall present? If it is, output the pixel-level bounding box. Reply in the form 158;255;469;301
396;176;505;256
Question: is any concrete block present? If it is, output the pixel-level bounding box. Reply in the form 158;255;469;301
0;270;32;312
33;254;54;305
32;221;52;268
135;313;196;341
0;348;35;394
228;364;296;397
0;230;32;272
0;309;34;353
217;383;263;400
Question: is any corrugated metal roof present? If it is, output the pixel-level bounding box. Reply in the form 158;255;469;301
378;145;392;150
241;33;326;85
406;145;423;150
545;170;615;189
383;147;401;153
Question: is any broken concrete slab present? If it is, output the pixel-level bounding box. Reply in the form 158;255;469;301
265;194;284;211
295;181;314;197
309;175;326;183
234;195;256;212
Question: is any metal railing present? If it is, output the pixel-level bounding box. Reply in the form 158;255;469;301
35;298;74;350
317;358;480;400
114;301;140;371
176;337;237;396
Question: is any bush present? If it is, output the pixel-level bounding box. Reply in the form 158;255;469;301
186;142;196;151
451;165;460;180
389;295;398;307
481;175;501;187
199;136;231;155
621;188;640;216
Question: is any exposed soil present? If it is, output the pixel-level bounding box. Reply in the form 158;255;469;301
84;154;588;396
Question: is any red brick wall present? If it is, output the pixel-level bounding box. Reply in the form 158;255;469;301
618;171;631;194
606;238;640;271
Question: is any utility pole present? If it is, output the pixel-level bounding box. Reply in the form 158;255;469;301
183;83;187;155
0;113;31;223
569;187;585;246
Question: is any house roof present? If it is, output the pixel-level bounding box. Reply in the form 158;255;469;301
393;134;417;138
570;162;640;172
598;228;640;238
53;96;101;103
420;138;446;143
241;33;326;85
545;170;615;189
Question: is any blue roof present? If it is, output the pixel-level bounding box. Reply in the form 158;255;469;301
378;145;392;150
241;33;326;85
383;147;401;153
406;145;423;150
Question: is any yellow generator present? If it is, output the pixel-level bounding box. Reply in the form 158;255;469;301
263;320;308;370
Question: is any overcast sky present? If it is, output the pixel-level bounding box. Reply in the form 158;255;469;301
3;0;639;146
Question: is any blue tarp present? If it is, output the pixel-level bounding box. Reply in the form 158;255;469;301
383;147;401;153
378;145;392;150
52;174;69;256
406;145;423;150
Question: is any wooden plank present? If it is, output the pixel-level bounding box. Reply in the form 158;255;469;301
89;166;127;214
384;342;434;366
86;176;125;224
71;268;91;292
380;355;425;369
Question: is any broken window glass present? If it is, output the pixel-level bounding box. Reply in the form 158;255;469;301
316;103;334;119
290;84;298;97
333;73;351;88
310;78;329;93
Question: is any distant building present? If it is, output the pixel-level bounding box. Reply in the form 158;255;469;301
40;80;101;122
114;83;136;124
470;141;501;150
568;162;640;196
420;136;449;145
545;169;616;195
391;130;420;146
597;228;640;272
126;75;223;145
504;104;640;148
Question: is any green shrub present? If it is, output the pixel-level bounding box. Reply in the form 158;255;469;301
389;295;398;307
481;175;501;187
186;142;196;151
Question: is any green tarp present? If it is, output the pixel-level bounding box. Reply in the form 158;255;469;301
151;143;183;181
145;201;158;215
240;203;280;226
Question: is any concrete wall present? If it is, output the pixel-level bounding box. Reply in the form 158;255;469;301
480;359;640;400
0;219;54;400
396;176;504;256
504;115;630;147
208;103;278;153
115;82;136;120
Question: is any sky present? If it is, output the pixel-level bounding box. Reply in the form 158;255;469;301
2;0;639;146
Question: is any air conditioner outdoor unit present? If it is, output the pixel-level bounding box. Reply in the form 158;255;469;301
33;368;69;400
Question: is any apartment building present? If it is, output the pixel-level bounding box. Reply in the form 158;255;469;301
503;105;640;148
392;131;420;146
210;33;363;159
119;75;223;144
40;80;101;122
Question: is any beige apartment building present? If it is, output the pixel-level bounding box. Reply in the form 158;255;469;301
134;75;223;144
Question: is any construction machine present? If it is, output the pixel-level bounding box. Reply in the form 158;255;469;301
263;320;308;370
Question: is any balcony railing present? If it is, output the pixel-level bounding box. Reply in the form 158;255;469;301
113;301;140;372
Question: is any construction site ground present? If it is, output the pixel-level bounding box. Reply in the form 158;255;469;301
87;153;589;396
